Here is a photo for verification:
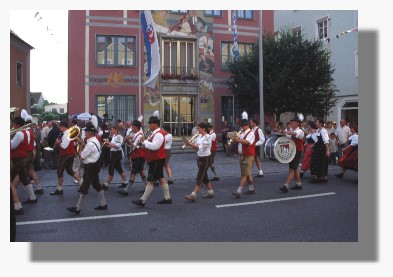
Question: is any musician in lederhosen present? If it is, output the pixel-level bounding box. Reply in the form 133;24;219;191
11;117;37;213
207;122;219;181
101;125;129;190
231;112;256;198
184;122;215;202
50;121;82;195
67;123;107;214
118;119;147;196
132;112;172;207
279;114;305;193
250;118;266;178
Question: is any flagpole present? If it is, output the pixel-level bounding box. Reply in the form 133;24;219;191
258;10;265;161
138;10;142;119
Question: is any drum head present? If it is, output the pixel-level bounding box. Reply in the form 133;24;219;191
273;136;296;163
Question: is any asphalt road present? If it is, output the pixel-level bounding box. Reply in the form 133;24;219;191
14;152;358;242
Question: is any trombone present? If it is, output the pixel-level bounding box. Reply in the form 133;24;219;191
180;133;199;150
10;123;32;137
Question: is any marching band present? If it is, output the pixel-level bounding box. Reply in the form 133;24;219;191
10;109;359;216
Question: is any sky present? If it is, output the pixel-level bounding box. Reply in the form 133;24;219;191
10;10;68;104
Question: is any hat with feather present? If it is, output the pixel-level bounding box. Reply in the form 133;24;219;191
240;111;249;126
148;110;160;124
290;113;304;123
131;115;143;128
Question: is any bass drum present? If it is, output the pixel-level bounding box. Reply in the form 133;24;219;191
264;136;297;163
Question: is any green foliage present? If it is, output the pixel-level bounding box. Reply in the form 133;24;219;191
226;28;338;118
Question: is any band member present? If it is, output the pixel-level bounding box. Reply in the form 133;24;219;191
250;118;265;178
207;122;219;181
335;124;358;179
67;123;107;214
162;125;174;185
11;117;37;212
50;121;82;195
310;118;330;183
118;119;147;196
100;123;111;168
101;125;128;190
231;112;256;198
132;111;172;207
279;114;305;193
300;121;317;178
184;122;214;202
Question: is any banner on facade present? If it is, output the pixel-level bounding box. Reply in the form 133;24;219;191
141;10;161;88
232;11;240;61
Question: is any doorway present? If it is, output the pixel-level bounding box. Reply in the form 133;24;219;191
162;96;195;137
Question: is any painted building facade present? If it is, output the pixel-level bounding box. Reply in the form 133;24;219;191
274;10;358;124
68;10;274;136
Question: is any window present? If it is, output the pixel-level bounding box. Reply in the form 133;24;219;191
205;10;222;17
96;35;136;67
60;108;64;113
96;95;136;122
170;10;188;14
16;62;22;86
52;108;57;113
161;38;196;78
293;26;302;38
221;96;234;126
317;17;329;40
221;41;253;70
355;51;358;78
236;10;254;20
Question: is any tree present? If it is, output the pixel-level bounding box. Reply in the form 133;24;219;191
226;29;338;119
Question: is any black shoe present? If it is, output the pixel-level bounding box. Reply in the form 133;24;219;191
34;189;44;195
168;180;174;185
210;177;219;181
67;206;80;214
139;189;145;194
94;204;107;210
117;190;128;196
335;173;344;179
232;191;241;198
255;174;264;178
118;183;127;189
23;198;37;204
101;184;109;190
157;198;172;204
290;185;303;190
132;199;145;207
299;172;304;179
14;208;24;215
243;190;255;195
50;189;63;195
279;186;288;193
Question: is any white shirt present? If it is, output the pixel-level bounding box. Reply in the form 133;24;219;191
292;127;305;140
348;133;358;146
11;131;25;150
60;130;71;150
209;130;216;142
306;132;318;143
125;128;133;137
131;130;143;150
252;126;265;146
196;134;211;157
143;128;164;151
41;126;49;143
317;128;329;144
164;133;173;150
335;125;351;144
110;134;123;151
80;136;101;164
327;127;336;136
238;128;255;155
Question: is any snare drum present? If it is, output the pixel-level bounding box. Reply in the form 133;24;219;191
264;136;296;163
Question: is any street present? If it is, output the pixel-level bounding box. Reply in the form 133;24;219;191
14;152;358;242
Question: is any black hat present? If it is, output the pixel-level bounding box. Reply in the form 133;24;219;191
207;123;213;128
240;119;249;126
103;113;108;118
131;120;142;128
148;116;160;124
84;122;97;133
290;113;304;123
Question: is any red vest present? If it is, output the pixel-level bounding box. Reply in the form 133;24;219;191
210;130;217;151
27;129;35;152
254;127;260;143
59;133;76;157
11;130;28;159
293;137;304;152
130;132;145;159
144;129;166;162
242;130;256;156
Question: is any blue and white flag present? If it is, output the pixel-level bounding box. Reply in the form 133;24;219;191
141;10;160;88
232;11;240;61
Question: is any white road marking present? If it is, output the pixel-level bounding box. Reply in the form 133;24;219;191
16;212;148;226
216;192;336;208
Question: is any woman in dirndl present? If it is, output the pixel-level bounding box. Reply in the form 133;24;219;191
335;124;358;179
300;121;318;178
310;118;330;183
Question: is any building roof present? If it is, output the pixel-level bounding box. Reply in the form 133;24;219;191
10;29;34;49
31;92;43;105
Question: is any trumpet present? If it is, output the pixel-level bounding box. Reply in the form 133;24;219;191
227;129;243;148
180;133;199;150
130;129;152;152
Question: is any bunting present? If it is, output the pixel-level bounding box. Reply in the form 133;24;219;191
336;27;358;39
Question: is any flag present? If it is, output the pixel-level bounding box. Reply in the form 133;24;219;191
141;10;161;88
232;11;240;61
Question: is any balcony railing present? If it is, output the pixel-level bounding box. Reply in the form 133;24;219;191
161;66;199;81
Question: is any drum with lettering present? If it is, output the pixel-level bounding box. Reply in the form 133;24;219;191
264;135;296;163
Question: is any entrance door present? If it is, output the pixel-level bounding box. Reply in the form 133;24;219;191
162;96;195;137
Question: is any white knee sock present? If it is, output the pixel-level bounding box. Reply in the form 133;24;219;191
161;182;171;200
25;184;36;200
141;184;154;202
76;194;86;211
98;190;106;206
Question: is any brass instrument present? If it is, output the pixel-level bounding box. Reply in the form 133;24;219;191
101;138;110;150
10;123;32;137
180;133;199;150
227;129;243;148
67;126;85;152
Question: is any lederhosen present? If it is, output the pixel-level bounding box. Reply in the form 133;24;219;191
10;130;30;186
78;140;102;195
108;135;124;176
130;132;145;175
57;132;76;178
145;130;166;182
289;134;304;170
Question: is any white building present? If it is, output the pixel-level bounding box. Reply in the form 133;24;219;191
45;103;67;114
274;10;358;124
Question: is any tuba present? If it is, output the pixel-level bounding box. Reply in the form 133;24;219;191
67;126;85;152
